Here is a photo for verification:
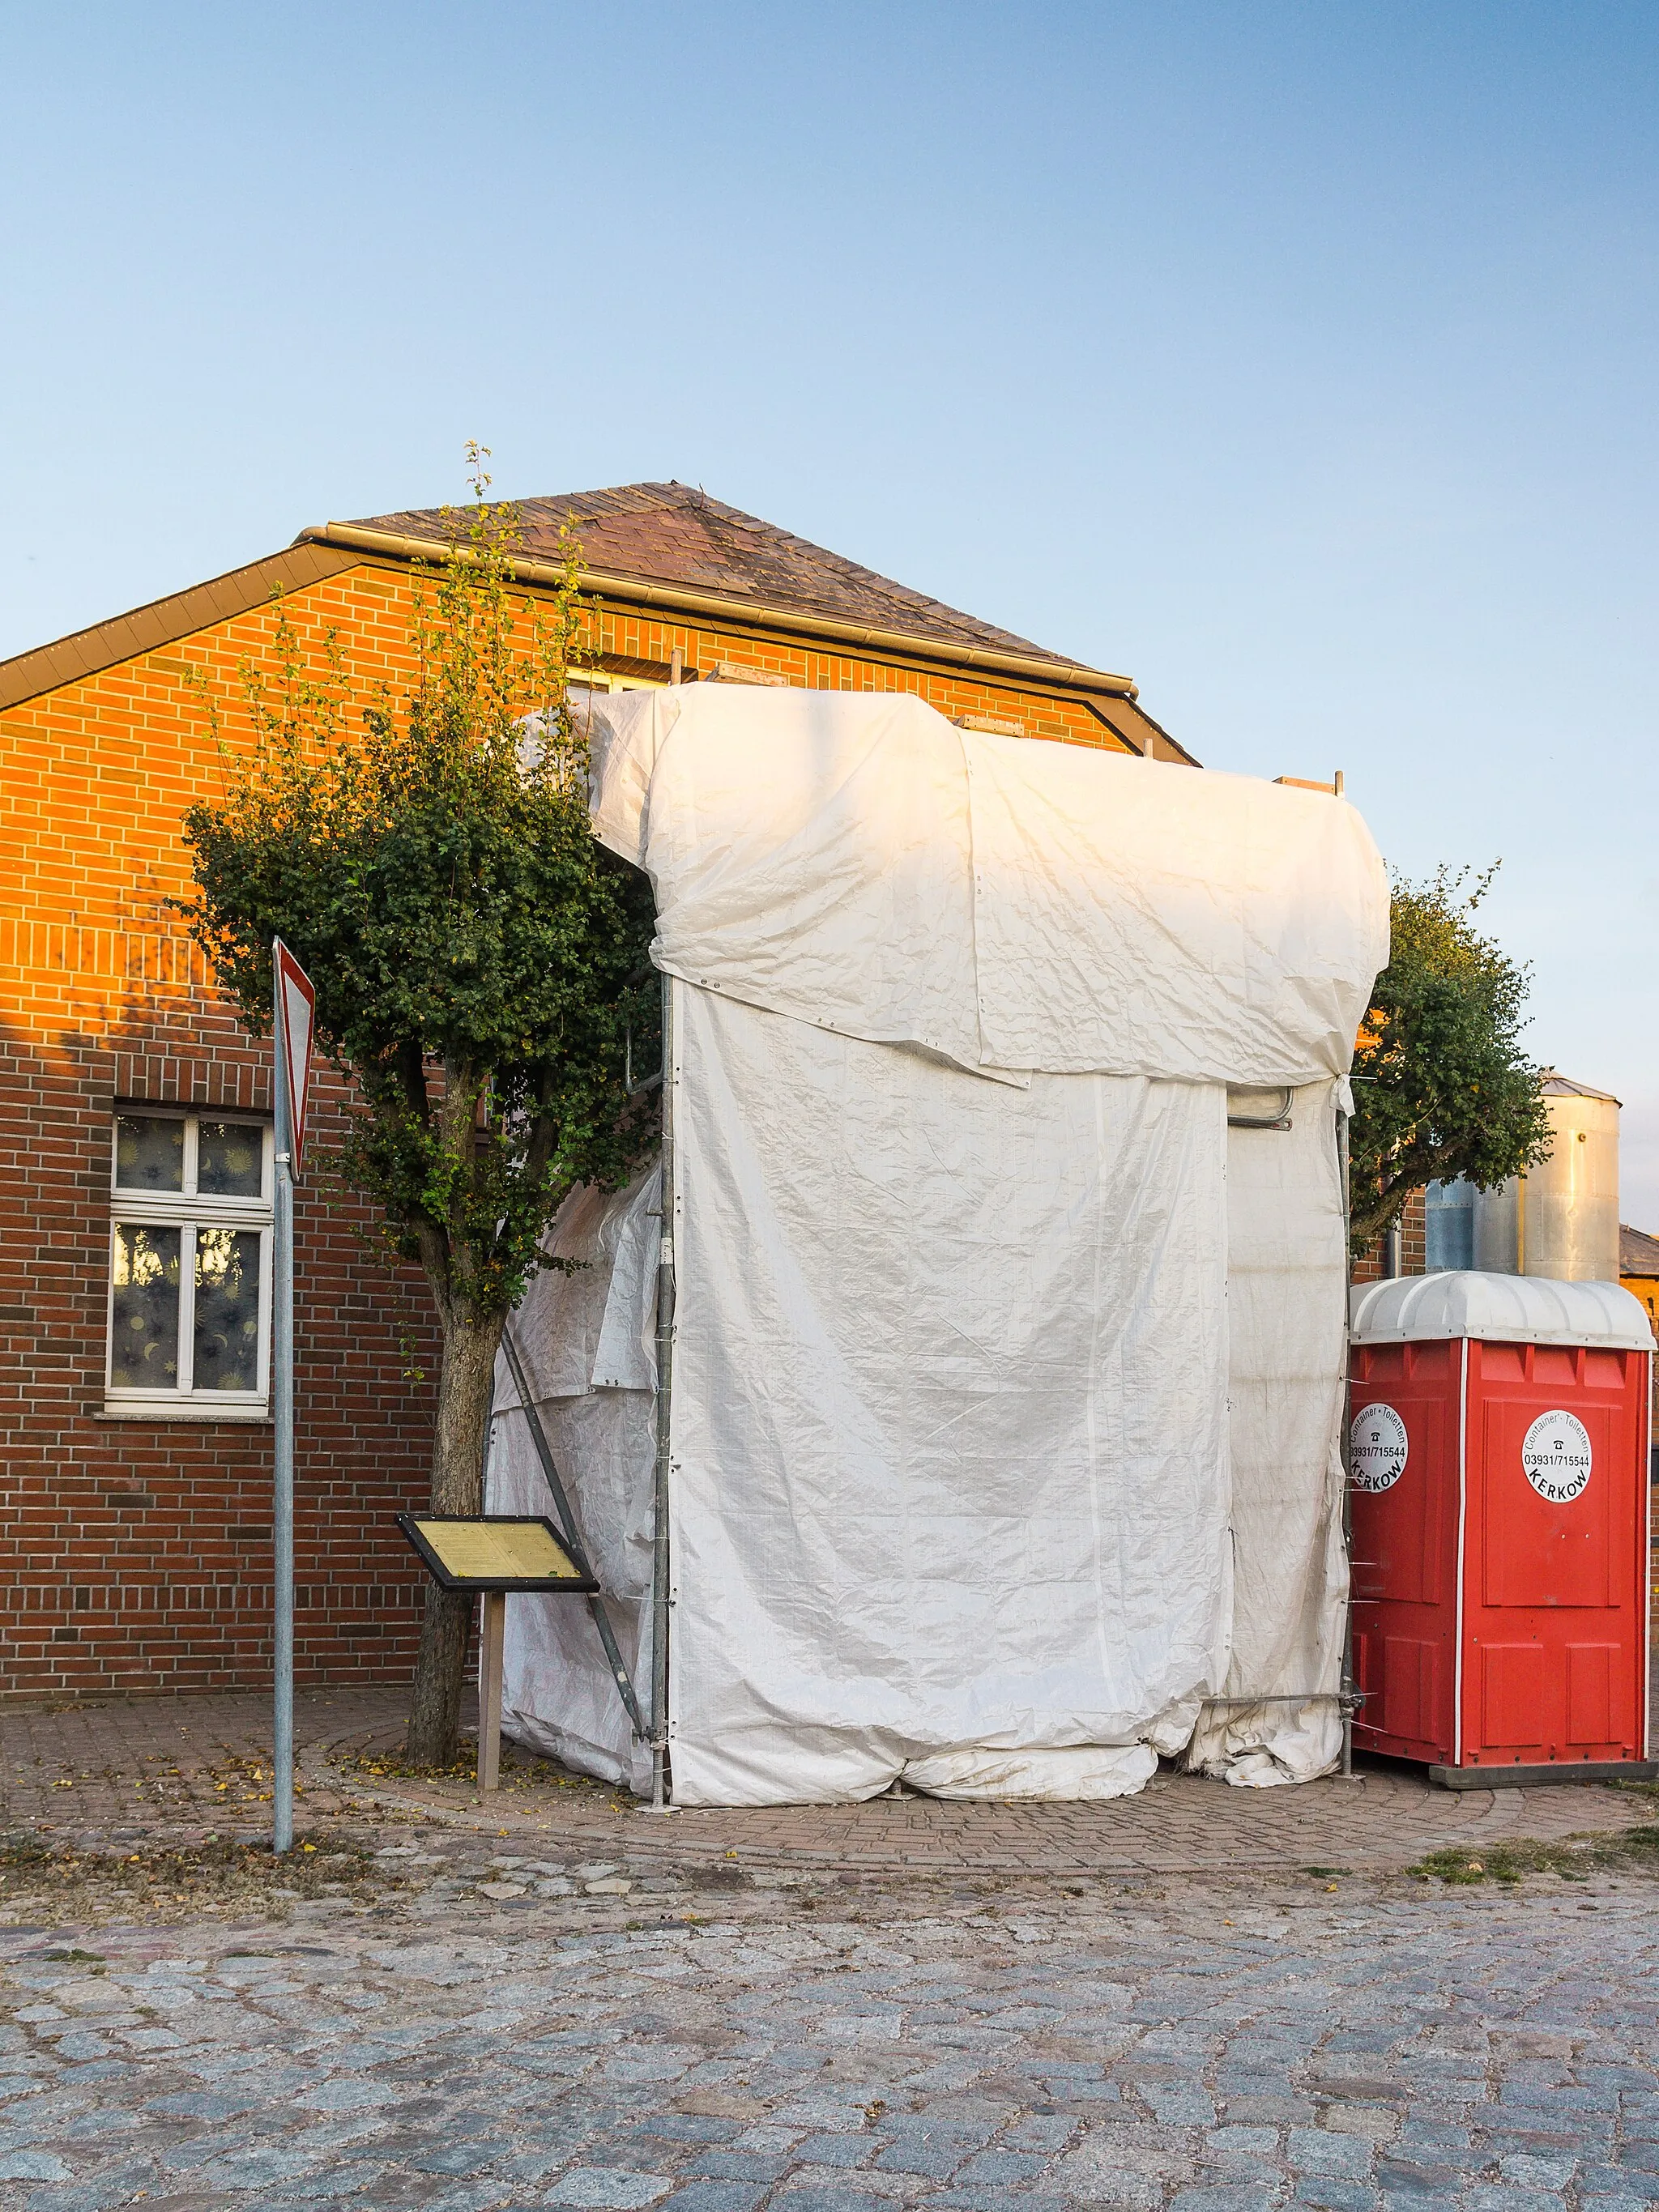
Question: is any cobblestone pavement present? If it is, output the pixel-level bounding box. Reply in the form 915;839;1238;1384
4;1687;1655;1877
2;1856;1657;2211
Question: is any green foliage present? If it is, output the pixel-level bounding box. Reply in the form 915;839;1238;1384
177;452;657;1330
1349;867;1553;1251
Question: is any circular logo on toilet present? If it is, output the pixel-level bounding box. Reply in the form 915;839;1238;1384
1521;1410;1593;1502
1350;1403;1408;1490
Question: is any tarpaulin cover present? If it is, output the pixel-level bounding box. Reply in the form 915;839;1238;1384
488;688;1386;1803
1188;1081;1352;1784
488;1170;659;1793
589;687;1385;1087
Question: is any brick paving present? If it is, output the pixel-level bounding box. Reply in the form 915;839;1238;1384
2;1856;1657;2210
6;1689;1659;2209
3;1687;1655;1880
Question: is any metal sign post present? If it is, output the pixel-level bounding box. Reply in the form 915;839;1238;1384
271;940;316;1855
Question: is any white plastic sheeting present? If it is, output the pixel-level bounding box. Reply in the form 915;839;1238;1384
1184;1081;1351;1786
488;687;1388;1804
591;688;986;1078
487;1170;659;1793
667;987;1229;1804
590;688;1388;1088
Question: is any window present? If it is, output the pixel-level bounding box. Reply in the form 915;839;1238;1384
568;671;668;711
105;1111;273;1417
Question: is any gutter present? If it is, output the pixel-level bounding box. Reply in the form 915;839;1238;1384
295;522;1141;700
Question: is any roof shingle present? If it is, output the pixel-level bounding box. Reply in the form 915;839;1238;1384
348;481;1085;670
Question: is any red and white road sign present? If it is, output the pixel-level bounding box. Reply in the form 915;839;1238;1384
273;939;318;1174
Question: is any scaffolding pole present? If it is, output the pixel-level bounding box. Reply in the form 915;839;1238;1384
1337;1102;1360;1778
498;1327;646;1744
650;969;676;1810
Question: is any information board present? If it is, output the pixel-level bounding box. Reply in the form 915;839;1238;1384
396;1513;599;1593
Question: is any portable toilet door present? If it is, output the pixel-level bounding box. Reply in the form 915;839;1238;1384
1349;1272;1657;1787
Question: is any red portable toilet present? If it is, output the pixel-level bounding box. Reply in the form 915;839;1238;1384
1349;1272;1656;1786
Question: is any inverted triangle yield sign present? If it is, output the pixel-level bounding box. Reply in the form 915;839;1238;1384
273;939;318;1175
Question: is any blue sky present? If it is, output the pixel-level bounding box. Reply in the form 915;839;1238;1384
4;3;1657;1218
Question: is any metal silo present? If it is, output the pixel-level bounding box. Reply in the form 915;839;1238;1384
1472;1072;1621;1283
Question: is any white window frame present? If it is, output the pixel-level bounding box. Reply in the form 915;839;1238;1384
104;1110;275;1421
568;669;669;697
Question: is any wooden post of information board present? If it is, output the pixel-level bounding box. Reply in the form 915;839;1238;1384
479;1592;506;1792
393;1515;599;1800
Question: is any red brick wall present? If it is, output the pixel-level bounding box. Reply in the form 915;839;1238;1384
587;598;1140;748
0;568;452;1706
1;557;1138;1706
0;1006;437;1703
1351;1187;1429;1286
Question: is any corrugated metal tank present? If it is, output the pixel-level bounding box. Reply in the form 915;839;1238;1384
1473;1073;1621;1282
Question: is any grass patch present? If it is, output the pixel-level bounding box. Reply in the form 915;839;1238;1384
1409;1823;1659;1886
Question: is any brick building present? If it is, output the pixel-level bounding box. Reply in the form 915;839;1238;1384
1618;1223;1659;1449
1350;1190;1429;1287
1620;1222;1659;1341
0;482;1192;1706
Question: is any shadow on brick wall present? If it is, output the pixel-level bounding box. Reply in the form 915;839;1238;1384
0;977;440;1706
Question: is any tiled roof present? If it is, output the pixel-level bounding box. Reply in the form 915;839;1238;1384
346;481;1083;670
1620;1223;1659;1276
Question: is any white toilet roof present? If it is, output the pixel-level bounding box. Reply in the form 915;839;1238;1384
1350;1270;1655;1350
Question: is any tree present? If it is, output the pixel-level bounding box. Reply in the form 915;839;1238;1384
1348;866;1553;1251
177;454;656;1761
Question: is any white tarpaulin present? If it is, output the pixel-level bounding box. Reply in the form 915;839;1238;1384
1190;1080;1353;1785
488;1170;660;1792
489;687;1387;1804
667;989;1229;1803
590;687;1384;1086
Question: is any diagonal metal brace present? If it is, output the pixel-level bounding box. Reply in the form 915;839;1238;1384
498;1325;647;1743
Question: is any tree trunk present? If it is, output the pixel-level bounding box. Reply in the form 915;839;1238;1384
405;1306;508;1764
